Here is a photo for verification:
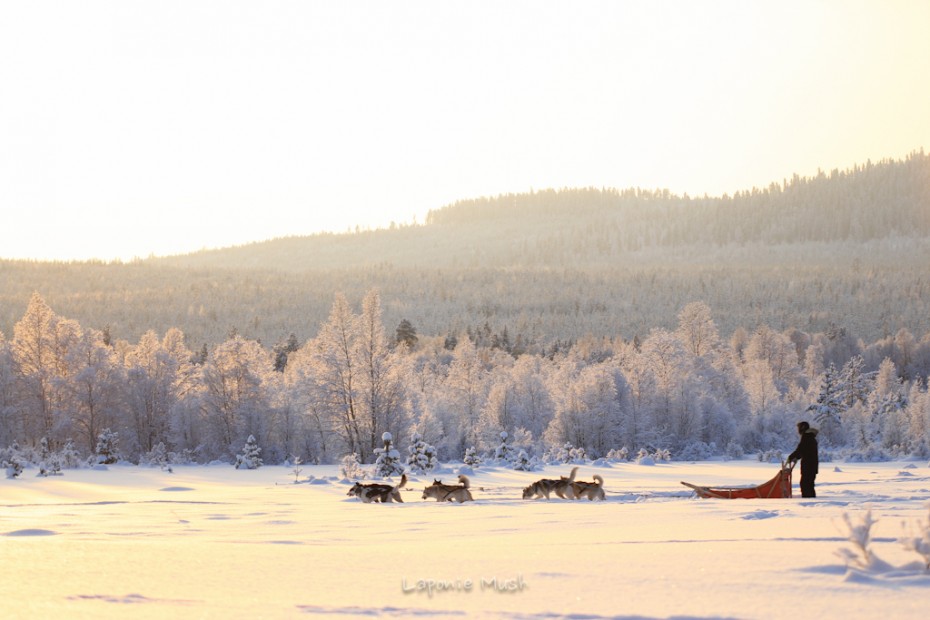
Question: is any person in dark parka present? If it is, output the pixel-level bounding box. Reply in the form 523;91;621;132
788;421;819;497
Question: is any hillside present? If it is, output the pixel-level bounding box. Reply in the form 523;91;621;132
1;152;929;349
152;151;929;271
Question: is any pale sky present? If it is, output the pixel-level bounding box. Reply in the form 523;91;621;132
2;1;928;261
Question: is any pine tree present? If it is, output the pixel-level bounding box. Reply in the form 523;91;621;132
143;442;170;470
395;319;418;349
373;432;405;478
837;355;873;408
58;439;82;469
494;431;513;464
95;428;120;465
4;455;24;478
406;432;438;474
463;446;482;467
235;435;263;469
513;449;536;471
808;364;844;437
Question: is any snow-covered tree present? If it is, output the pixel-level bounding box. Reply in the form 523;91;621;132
95;428;120;464
59;326;124;457
394;319;418;349
744;325;800;392
675;301;720;359
512;449;537;471
10;294;61;443
551;442;586;464
355;290;409;459
837;355;873;409
302;292;408;463
870;358;908;453
58;439;82;469
406;432;438;474
444;337;489;456
372;432;404;478
463;446;482;467
202;335;278;461
544;361;626;457
142;442;170;470
807;363;844;441
235;434;263;469
493;431;513;464
4;455;24;478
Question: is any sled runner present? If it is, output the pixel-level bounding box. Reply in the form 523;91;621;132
681;462;794;499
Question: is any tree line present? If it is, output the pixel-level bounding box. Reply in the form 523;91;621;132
2;292;928;468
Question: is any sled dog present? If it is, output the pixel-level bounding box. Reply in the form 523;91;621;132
571;474;606;501
522;467;578;500
347;473;407;503
422;475;474;503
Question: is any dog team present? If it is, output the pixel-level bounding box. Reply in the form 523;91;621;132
347;467;604;503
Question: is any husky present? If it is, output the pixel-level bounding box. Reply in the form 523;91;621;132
571;474;606;501
522;467;578;500
347;473;407;503
422;475;474;503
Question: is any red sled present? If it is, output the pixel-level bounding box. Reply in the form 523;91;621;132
681;462;794;499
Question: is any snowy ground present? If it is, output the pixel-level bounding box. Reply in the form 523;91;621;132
2;459;929;619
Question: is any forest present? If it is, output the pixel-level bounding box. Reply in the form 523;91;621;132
1;290;928;472
1;152;929;468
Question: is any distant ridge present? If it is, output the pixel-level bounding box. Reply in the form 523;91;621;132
150;151;929;272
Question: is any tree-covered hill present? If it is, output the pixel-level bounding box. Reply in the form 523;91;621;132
1;151;928;349
152;150;930;271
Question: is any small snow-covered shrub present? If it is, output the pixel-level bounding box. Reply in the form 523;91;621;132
340;453;365;480
550;442;587;464
845;446;891;463
606;447;629;462
899;503;930;570
512;450;539;471
634;448;654;466
168;448;199;466
37;453;62;477
290;456;303;483
757;449;784;463
58;439;83;469
836;509;899;573
725;441;745;460
463;446;482;468
4;455;24;479
676;442;713;462
141;442;170;470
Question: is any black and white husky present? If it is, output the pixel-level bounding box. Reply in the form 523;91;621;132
347;474;407;503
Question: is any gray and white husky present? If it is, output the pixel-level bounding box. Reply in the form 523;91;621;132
422;475;474;503
571;474;606;501
522;466;578;500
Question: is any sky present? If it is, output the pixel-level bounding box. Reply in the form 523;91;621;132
1;1;929;262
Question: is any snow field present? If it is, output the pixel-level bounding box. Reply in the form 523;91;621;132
2;460;929;619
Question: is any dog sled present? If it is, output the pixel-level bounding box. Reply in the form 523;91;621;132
681;462;794;499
